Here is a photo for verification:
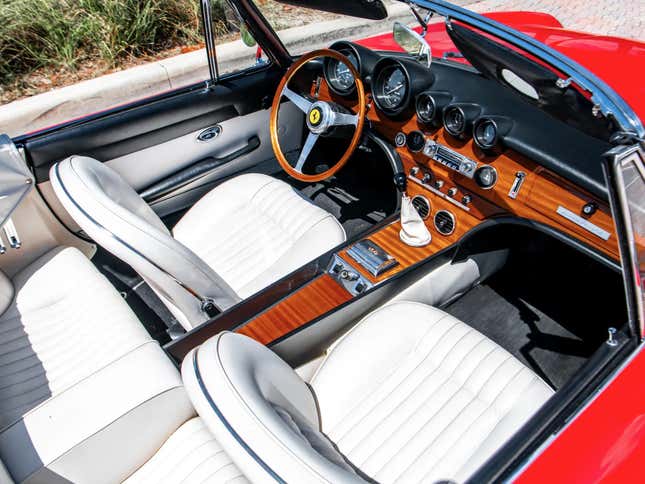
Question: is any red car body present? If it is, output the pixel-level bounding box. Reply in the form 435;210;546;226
358;13;645;482
357;11;645;121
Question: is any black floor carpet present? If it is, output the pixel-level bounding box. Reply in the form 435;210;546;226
279;156;398;240
92;247;173;344
444;270;625;390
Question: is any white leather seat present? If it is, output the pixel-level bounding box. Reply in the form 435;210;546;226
51;157;346;330
183;302;554;483
0;246;153;428
0;245;246;483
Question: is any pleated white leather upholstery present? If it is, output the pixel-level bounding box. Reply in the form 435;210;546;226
310;302;554;483
0;246;153;428
184;302;554;483
173;173;346;299
51;156;241;330
52;158;346;330
183;332;363;484
125;417;248;484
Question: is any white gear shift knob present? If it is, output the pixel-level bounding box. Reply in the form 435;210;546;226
399;194;431;247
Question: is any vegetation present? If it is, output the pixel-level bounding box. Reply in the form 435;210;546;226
0;0;214;85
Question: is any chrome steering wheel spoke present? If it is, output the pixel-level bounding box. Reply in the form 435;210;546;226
330;111;359;127
294;132;319;173
282;86;313;114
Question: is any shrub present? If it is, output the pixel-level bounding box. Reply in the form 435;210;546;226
0;0;206;85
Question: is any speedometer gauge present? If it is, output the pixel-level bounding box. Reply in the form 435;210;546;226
373;61;411;115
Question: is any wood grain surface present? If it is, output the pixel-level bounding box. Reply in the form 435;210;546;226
236;274;352;344
317;79;619;259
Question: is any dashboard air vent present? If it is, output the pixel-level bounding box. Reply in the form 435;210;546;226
434;210;455;236
411;195;430;219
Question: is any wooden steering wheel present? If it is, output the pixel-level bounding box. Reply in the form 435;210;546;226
270;49;366;182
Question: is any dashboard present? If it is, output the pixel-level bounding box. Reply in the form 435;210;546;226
317;41;619;261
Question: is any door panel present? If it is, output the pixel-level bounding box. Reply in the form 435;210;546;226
23;66;284;182
24;64;305;232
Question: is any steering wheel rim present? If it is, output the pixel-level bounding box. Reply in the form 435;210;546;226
270;49;366;183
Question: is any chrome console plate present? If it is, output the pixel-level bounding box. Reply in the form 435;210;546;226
327;254;373;297
556;205;611;241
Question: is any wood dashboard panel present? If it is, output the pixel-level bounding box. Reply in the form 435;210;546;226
236;274;352;345
316;81;619;260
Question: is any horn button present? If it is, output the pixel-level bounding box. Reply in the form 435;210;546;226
306;101;335;134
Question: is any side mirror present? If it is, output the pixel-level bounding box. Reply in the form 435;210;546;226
393;22;431;67
240;24;256;47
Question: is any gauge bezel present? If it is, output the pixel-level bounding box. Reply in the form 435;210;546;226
474;165;499;190
372;59;412;116
443;105;467;137
323;48;360;96
416;93;437;124
473;117;499;150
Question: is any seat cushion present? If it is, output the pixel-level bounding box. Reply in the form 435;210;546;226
0;246;152;429
173;173;346;299
125;417;248;484
310;302;555;483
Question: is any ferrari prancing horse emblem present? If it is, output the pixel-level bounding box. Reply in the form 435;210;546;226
309;108;322;126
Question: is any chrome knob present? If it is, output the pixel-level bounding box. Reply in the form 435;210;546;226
447;187;458;197
422;172;433;184
410;166;420;177
461;194;472;205
434;179;444;189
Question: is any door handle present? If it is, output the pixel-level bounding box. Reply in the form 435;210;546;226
140;135;260;202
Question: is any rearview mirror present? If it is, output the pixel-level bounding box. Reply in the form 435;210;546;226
274;0;387;20
393;22;431;67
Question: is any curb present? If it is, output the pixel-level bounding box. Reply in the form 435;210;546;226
0;2;412;138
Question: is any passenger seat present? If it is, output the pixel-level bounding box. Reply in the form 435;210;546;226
0;246;240;482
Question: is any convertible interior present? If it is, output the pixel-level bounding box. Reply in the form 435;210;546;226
0;0;640;482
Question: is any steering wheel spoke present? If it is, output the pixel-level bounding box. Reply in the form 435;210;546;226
270;49;366;183
331;112;359;127
294;132;319;173
282;86;312;114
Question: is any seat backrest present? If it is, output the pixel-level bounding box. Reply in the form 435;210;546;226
183;332;367;483
51;156;240;329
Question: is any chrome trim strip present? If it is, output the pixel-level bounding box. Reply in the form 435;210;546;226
201;0;220;84
413;0;644;137
556;205;611;240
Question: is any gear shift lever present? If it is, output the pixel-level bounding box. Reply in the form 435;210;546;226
365;130;431;247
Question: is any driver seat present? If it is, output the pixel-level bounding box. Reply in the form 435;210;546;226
51;156;346;330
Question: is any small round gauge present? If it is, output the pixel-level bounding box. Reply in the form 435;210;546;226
474;119;498;150
406;130;426;152
325;51;359;94
474;165;498;189
416;93;436;124
373;62;410;115
444;106;466;137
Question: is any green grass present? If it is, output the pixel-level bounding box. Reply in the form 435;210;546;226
0;0;224;85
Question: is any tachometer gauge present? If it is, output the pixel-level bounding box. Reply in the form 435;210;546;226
381;66;407;109
333;52;357;90
325;50;359;95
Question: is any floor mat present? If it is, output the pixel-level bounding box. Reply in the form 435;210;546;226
92;247;173;344
445;281;598;390
279;160;397;240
